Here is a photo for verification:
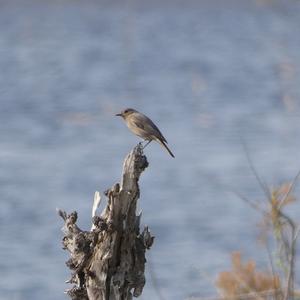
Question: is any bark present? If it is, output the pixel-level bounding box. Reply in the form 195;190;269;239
58;144;154;300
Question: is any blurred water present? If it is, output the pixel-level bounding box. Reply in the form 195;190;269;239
0;0;300;299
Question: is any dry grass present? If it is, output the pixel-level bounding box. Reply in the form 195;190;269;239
214;178;300;300
216;252;281;300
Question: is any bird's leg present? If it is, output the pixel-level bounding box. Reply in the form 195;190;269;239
142;140;152;149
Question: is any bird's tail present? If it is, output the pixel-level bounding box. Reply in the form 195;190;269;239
157;139;175;158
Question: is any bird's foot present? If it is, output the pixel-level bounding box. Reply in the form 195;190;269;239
142;140;152;149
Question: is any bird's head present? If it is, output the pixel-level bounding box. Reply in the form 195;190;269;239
115;108;136;119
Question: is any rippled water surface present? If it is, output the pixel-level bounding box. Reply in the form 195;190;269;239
1;0;300;299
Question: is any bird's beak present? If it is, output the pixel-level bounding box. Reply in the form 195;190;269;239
115;113;122;117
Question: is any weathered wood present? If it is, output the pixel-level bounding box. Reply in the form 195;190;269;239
58;144;154;300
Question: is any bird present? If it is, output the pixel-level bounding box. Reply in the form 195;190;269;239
116;108;175;158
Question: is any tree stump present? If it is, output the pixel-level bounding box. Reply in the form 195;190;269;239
58;144;154;300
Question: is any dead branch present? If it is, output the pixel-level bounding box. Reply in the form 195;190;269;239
58;144;154;300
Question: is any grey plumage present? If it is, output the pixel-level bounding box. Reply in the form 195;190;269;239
116;108;175;158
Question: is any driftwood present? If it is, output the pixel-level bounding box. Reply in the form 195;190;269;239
58;144;154;300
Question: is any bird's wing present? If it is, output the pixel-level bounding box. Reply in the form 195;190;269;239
132;113;168;143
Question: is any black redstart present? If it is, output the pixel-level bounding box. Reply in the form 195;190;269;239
116;108;175;158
